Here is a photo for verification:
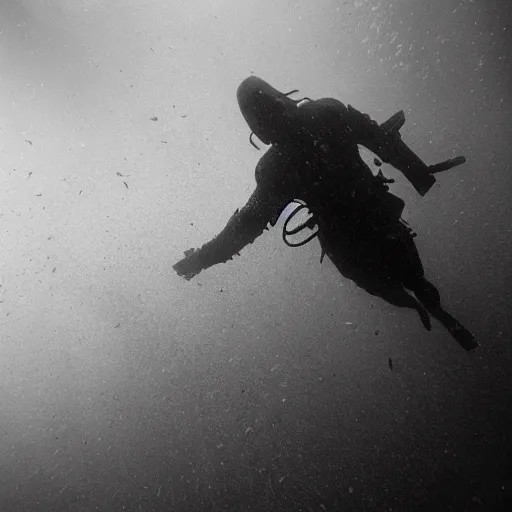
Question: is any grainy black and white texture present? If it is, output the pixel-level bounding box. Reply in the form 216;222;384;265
0;0;510;510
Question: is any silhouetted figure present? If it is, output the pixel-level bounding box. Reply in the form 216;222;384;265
173;76;477;350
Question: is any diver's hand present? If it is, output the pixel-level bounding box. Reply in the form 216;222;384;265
173;248;204;281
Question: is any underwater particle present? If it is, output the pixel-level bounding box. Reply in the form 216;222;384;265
375;330;379;335
79;190;82;195
388;357;393;370
52;267;56;273
35;193;42;197
115;323;120;328
25;140;32;145
150;116;158;121
181;115;187;118
123;181;128;189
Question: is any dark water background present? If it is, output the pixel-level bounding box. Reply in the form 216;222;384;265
1;0;511;510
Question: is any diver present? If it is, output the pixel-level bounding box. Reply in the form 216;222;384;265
173;76;477;350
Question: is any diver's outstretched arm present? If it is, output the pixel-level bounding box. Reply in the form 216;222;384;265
173;185;288;280
348;106;467;196
344;105;437;195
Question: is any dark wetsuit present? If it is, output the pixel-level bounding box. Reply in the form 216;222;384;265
177;98;424;299
173;83;479;350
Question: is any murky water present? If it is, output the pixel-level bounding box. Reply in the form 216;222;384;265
1;1;511;510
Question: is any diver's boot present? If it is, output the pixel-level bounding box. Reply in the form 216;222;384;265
375;284;432;331
407;277;479;350
445;319;479;351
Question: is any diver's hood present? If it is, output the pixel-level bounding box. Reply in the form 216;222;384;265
237;76;298;145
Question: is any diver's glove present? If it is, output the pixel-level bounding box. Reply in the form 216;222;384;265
173;248;205;281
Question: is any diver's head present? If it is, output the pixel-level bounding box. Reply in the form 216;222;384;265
237;76;299;146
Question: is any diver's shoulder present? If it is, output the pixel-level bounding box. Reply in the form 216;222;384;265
304;97;348;115
315;97;348;110
254;144;294;184
299;98;351;129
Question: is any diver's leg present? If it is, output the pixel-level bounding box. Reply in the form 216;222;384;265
381;224;442;306
354;272;432;331
404;276;479;350
372;283;432;331
404;275;441;306
321;234;432;330
427;306;478;350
